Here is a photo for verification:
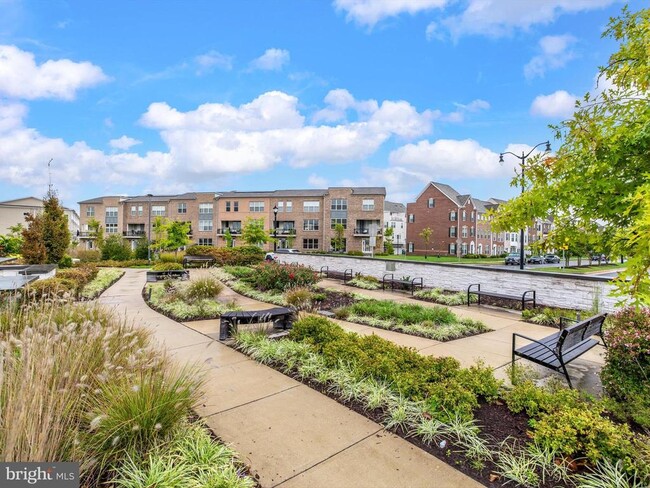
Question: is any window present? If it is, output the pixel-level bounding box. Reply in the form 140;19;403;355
449;227;457;238
408;214;415;223
450;211;457;221
462;210;467;221
105;223;118;234
461;243;468;255
285;201;292;212
86;206;95;217
427;198;435;208
233;201;239;212
199;203;213;214
331;199;347;211
449;243;457;255
199;220;213;232
249;201;264;212
277;201;284;212
131;205;137;216
152;205;166;216
408;242;414;253
226;201;231;212
462;226;468;238
105;207;118;218
138;205;143;216
470;212;475;222
362;199;375;211
303;201;320;212
178;203;187;214
470;227;475;237
331;218;347;229
303;219;319;231
302;238;319;250
198;238;213;246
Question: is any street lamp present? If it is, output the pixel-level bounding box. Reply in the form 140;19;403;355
147;193;153;263
499;141;551;270
273;205;278;252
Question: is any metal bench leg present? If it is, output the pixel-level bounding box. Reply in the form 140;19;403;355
219;319;230;341
560;362;573;389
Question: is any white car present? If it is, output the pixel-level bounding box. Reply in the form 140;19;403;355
264;252;277;262
276;248;300;254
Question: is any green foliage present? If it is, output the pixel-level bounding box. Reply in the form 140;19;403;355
158;252;184;263
76;249;101;262
101;234;133;261
0;224;23;256
222;265;255;279
87;217;104;249
332;223;345;252
164;220;191;252
133;237;149;260
347;276;381;290
241;217;269;246
185;277;224;302
415;288;475;306
146;281;239;320
491;7;650;304
80;268;124;299
419;227;433;257
22;277;75;300
21;212;47;264
601;307;650;427
384;226;394;255
58;255;73;268
184;245;264;266
341;299;456;325
284;287;315;311
151;262;184;271
41;190;71;264
245;262;320;292
504;380;581;418
224;227;233;247
346;250;363;256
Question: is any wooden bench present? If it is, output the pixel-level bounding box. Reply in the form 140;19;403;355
467;283;536;310
219;307;294;340
182;255;216;268
512;312;608;388
382;274;424;295
146;269;190;282
320;266;353;283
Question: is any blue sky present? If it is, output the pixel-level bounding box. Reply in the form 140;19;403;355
0;0;641;210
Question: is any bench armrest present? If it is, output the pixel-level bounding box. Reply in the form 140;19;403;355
468;283;480;293
412;277;423;286
512;332;558;358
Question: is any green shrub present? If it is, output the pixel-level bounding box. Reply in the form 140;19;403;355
58;255;73;268
152;262;184;271
347;276;381;290
341;299;457;325
222;266;255;279
76;249;101;262
184;277;223;302
133;238;150;260
95;259;149;267
80;268;124;299
505;380;581;418
101;235;133;261
158;252;184;263
246;262;320;292
289;315;347;346
425;379;478;422
601;306;650;428
415;288;473;306
184;245;264;266
346;250;364;256
532;406;636;468
284;287;315;311
23;277;75;300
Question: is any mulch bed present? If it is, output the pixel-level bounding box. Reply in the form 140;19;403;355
313;288;358;311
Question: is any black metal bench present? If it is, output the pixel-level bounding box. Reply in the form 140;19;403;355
467;283;536;310
146;269;190;282
382;274;424;295
320;266;353;283
512;312;608;388
182;255;216;268
219;307;294;340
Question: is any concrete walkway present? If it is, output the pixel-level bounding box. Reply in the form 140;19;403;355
98;269;481;488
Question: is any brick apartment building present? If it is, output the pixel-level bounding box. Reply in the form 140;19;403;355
405;182;542;257
78;187;385;254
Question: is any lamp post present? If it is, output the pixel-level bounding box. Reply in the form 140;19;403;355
273;205;278;252
147;193;153;263
499;141;551;270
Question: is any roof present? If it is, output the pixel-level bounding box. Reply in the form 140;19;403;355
78;196;121;204
217;189;328;198
0;196;42;206
125;192;200;203
384;201;406;212
473;198;490;213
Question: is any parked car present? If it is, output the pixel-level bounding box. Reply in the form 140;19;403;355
504;253;520;265
590;253;609;264
276;248;300;254
264;252;277;262
544;254;561;264
527;255;544;264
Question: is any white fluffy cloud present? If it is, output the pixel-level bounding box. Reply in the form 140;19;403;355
334;0;448;27
530;90;577;118
524;35;577;79
443;99;490;122
109;135;142;151
0;45;109;100
139;90;434;176
249;48;290;71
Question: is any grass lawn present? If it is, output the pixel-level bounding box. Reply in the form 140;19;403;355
528;263;626;274
372;254;505;264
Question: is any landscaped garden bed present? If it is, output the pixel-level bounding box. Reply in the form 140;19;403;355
234;315;650;488
414;287;478;306
23;265;125;301
0;296;256;487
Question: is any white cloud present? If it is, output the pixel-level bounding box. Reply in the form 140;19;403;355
194;50;233;74
443;98;490;122
530;90;577;118
334;0;448;27
307;174;328;187
432;0;615;40
109;135;142;151
524;34;577;79
0;45;109;100
389;139;507;179
249;48;290;71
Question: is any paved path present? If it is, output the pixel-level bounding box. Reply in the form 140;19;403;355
98;269;481;488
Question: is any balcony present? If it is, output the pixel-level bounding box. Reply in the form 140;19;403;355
123;230;146;238
77;231;93;238
216;228;242;235
353;228;383;237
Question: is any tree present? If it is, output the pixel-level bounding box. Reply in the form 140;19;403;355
492;7;650;304
87;217;104;250
384;227;395;255
21;213;47;264
0;224;24;256
101;235;132;261
241;218;269;246
224;228;233;248
332;223;345;252
41;189;71;263
419;227;433;258
134;237;149;259
165;220;191;254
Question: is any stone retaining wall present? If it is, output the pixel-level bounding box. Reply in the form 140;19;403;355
277;254;621;312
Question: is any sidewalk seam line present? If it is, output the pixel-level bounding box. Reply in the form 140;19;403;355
203;383;302;417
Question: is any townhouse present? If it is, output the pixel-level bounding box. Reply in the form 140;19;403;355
0;196;80;236
78;187;385;254
405;182;543;257
383;201;406;255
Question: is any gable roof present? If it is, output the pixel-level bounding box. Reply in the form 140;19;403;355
384;201;406;212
